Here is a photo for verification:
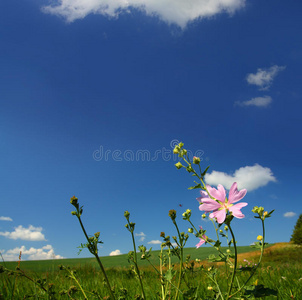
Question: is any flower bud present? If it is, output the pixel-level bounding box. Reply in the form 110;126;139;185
175;162;183;169
168;209;177;220
173;147;180;154
193;156;201;164
188;228;193;233
224;225;228;231
202;213;207;219
70;196;78;206
124;211;130;219
71;211;77;216
207;286;213;291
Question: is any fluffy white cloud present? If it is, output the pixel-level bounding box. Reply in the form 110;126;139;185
0;225;46;241
283;212;297;218
42;0;245;28
109;249;122;256
205;164;276;191
246;65;286;90
0;245;63;261
135;232;146;241
147;240;162;245
235;96;272;108
0;216;13;221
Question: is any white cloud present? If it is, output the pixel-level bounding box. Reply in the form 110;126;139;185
0;216;13;221
246;65;286;90
147;240;162;245
135;232;146;241
205;164;277;191
284;212;297;218
109;249;122;256
0;225;46;241
42;0;246;28
235;96;272;108
1;245;63;261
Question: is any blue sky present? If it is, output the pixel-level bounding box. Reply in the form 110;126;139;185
0;0;301;261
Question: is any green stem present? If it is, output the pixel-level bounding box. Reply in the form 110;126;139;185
229;218;266;298
173;220;183;300
77;216;116;300
67;269;88;299
130;229;146;299
226;224;237;299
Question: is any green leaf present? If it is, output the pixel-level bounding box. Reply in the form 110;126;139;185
244;284;278;297
201;166;210;177
188;183;202;190
164;268;176;282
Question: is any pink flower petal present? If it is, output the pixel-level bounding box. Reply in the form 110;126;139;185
210;209;226;224
196;235;207;248
229;202;248;219
228;182;247;204
207;184;226;202
199;199;221;212
196;190;210;203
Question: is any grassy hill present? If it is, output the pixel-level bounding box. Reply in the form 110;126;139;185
2;245;271;273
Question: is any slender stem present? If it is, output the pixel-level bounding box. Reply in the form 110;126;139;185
160;248;165;300
77;216;116;300
173;220;183;300
67;269;88;299
229;218;266;298
226;224;237;299
130;230;146;299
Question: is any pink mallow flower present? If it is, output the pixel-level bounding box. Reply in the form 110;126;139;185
196;226;207;248
199;182;247;224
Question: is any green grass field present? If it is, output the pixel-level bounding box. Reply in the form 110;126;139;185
2;245;262;272
1;243;301;299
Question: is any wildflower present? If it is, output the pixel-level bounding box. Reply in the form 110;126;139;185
196;226;207;248
199;182;247;224
207;286;213;291
257;235;263;241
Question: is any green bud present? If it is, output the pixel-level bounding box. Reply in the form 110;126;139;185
193;156;201;164
175;162;183;169
202;213;207;219
168;209;177;220
173;147;180;154
252;206;259;213
124;211;130;219
224;225;228;231
188;228;193;233
71;211;77;216
70;196;78;206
